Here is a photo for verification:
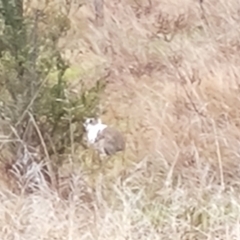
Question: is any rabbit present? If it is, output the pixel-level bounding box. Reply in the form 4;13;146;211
83;117;125;156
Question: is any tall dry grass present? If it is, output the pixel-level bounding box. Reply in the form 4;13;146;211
1;0;240;239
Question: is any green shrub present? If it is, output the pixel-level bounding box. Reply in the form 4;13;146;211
0;0;106;170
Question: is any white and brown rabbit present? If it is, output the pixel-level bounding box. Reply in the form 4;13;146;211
83;117;125;156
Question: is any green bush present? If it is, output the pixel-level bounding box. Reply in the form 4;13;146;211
0;1;106;168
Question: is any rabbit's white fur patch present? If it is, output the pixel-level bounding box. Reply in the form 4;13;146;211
84;118;107;144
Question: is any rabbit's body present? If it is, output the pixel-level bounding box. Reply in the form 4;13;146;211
83;118;125;156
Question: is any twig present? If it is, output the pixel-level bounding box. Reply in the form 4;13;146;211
28;111;57;190
212;119;225;190
15;73;50;127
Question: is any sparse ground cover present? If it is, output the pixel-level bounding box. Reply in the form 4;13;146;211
1;0;240;239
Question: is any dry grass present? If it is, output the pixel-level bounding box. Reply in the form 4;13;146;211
1;0;240;239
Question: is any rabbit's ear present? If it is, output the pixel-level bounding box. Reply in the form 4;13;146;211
83;117;90;125
83;119;87;127
97;118;102;124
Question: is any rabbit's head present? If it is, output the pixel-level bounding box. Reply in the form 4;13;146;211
83;117;102;131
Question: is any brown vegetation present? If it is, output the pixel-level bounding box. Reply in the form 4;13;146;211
1;0;240;239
